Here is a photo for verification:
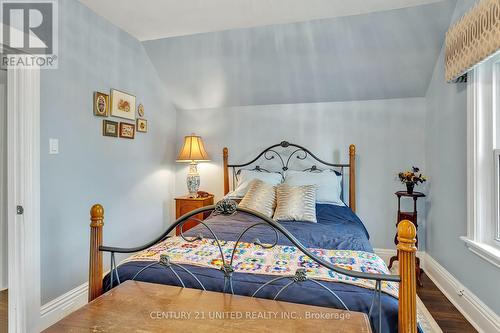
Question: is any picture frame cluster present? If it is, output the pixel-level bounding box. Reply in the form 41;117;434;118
93;89;148;139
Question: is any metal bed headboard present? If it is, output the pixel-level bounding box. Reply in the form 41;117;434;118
223;141;356;211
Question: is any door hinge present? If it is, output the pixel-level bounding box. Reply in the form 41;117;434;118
16;205;24;215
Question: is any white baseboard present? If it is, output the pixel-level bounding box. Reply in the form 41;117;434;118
424;254;500;333
373;247;425;266
375;247;398;264
39;282;88;331
376;248;500;332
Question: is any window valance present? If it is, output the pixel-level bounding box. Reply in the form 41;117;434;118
445;0;500;82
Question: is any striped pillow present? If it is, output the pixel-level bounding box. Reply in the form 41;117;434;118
273;184;317;223
239;179;277;218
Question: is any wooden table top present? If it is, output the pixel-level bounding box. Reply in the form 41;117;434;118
44;281;372;332
395;191;426;198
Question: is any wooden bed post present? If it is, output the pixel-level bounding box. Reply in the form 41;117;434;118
223;147;229;195
397;220;417;333
89;204;104;302
349;144;356;212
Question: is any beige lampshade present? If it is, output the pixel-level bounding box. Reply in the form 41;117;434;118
176;135;210;162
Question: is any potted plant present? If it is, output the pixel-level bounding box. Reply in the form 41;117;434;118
398;167;426;194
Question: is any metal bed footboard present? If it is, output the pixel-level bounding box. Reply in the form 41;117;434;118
88;201;418;333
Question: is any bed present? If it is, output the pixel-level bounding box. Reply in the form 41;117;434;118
87;142;419;333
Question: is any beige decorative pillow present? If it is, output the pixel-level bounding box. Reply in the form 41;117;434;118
239;179;276;218
273;184;317;223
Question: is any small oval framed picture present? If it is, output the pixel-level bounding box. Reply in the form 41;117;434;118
137;103;145;117
137;118;148;133
94;92;109;117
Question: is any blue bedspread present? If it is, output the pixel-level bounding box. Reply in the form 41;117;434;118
104;204;404;332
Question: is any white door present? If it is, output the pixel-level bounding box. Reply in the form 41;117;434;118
0;71;6;291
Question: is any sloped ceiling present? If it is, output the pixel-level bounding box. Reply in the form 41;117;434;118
143;1;456;110
79;0;447;41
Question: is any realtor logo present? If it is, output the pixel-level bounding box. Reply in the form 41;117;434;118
1;0;58;69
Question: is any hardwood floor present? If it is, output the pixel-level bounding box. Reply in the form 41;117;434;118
417;273;477;332
0;276;478;333
0;289;7;333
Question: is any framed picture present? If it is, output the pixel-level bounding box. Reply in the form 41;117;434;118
119;122;135;139
137;118;148;133
102;120;118;137
94;92;109;117
137;103;145;117
110;89;136;120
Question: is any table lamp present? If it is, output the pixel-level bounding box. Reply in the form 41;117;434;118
176;134;210;197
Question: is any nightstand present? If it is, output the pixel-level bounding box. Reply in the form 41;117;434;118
175;195;214;235
388;191;426;286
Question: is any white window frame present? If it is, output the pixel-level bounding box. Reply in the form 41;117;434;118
462;52;500;268
495;58;500;244
495;149;500;243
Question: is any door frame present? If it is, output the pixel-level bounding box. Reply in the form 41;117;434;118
0;73;6;291
7;67;41;332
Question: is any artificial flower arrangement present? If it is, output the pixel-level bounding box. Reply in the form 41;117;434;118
398;167;426;194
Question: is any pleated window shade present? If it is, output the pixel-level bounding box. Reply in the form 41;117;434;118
445;0;500;82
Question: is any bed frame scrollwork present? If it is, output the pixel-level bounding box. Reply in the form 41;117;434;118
88;143;418;333
223;141;356;211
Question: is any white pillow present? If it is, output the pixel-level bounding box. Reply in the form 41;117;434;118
226;170;282;198
284;170;343;205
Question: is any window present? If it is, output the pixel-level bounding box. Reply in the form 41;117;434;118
495;149;500;242
495;58;500;243
463;51;500;268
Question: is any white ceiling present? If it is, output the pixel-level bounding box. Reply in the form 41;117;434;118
79;0;446;41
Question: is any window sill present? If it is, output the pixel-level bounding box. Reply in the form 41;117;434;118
461;237;500;268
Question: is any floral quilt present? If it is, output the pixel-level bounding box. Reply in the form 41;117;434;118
125;236;399;298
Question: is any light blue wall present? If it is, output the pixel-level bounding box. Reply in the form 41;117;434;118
143;1;456;110
425;0;500;315
176;98;427;250
39;0;500;316
40;0;177;303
